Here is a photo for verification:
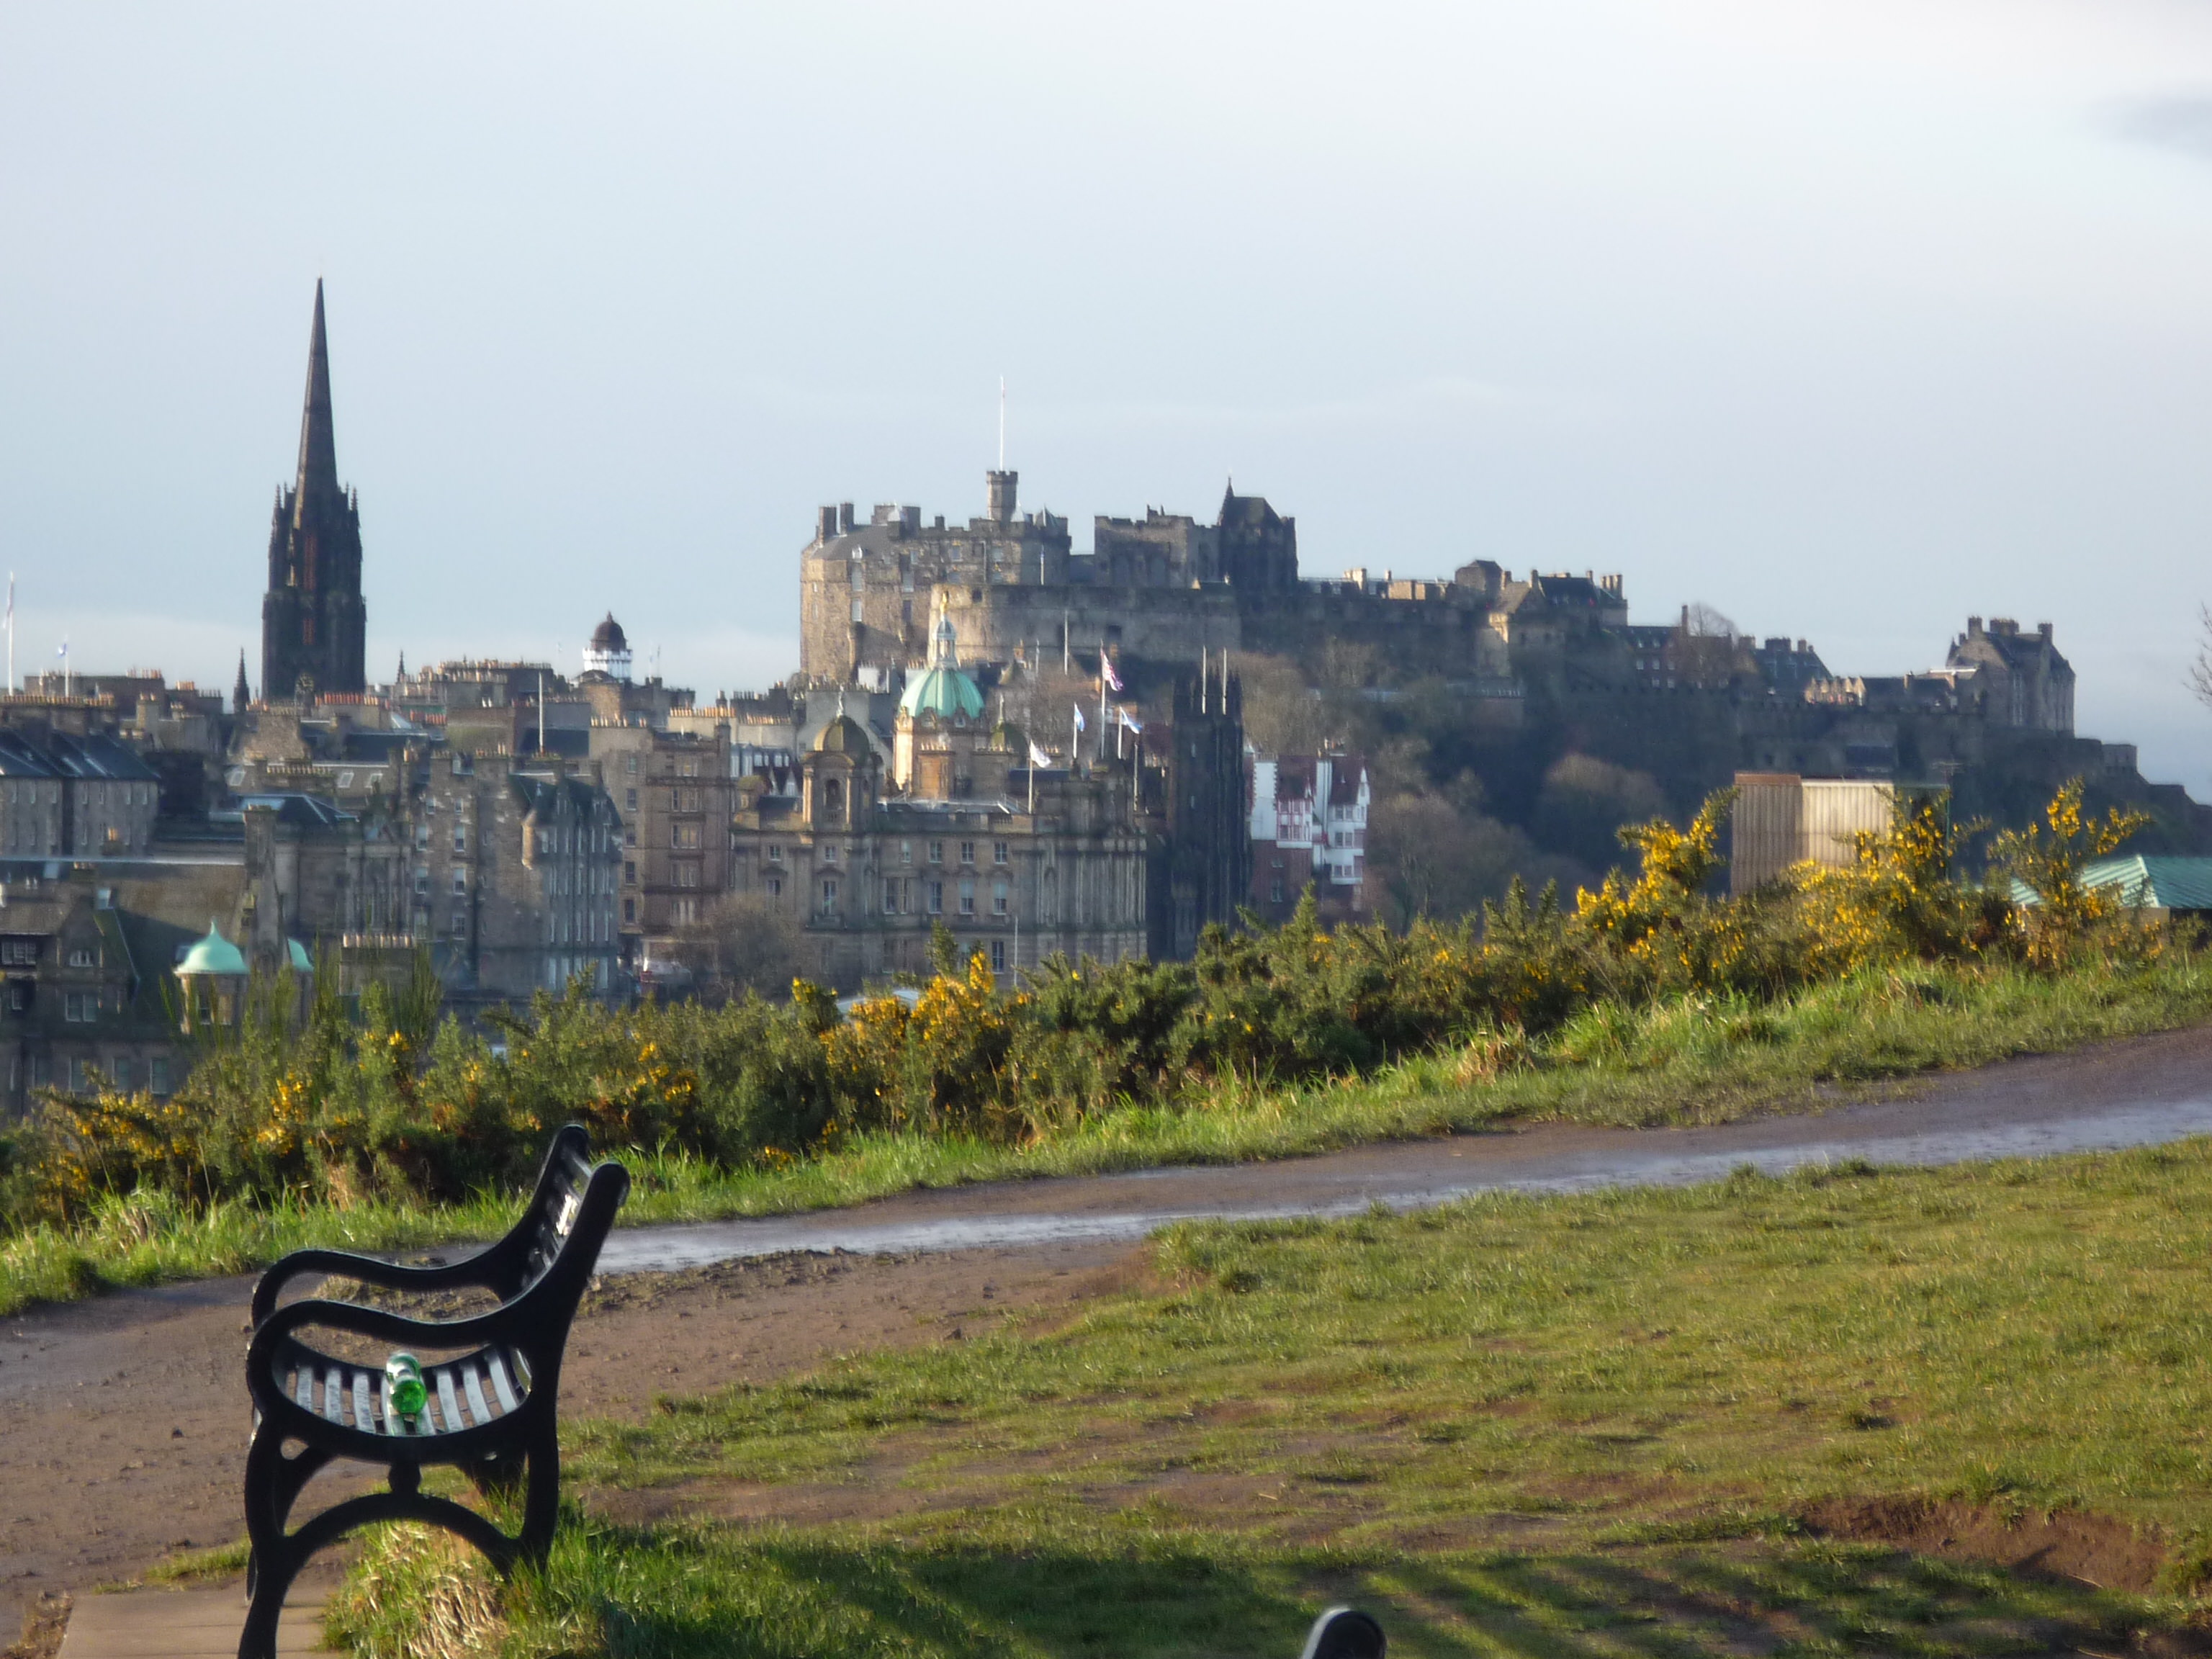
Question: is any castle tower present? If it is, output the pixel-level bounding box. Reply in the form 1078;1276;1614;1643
260;281;368;700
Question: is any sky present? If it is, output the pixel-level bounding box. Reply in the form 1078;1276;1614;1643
6;3;2212;781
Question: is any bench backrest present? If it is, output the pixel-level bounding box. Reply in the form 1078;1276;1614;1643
496;1123;628;1310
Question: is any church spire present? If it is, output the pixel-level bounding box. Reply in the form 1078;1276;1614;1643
295;279;338;505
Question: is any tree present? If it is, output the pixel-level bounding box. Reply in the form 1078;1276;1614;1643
667;894;811;1002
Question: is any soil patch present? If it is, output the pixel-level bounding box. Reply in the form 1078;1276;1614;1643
0;1238;1135;1626
1801;1495;2171;1593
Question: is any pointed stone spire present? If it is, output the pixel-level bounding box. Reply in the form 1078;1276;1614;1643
295;279;339;508
233;651;251;714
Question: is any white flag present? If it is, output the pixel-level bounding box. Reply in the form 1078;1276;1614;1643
1028;741;1053;768
1116;706;1144;734
1071;703;1086;732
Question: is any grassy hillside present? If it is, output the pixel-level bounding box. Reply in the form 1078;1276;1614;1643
334;1137;2212;1658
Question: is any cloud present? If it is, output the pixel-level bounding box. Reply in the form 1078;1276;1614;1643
2108;93;2212;161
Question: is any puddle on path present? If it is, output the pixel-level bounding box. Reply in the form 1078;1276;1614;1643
595;1095;2212;1275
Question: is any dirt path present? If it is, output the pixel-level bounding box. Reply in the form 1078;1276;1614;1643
5;1019;2212;1624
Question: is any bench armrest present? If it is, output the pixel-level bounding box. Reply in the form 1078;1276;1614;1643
250;1243;513;1327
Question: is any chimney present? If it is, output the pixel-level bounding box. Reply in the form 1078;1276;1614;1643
838;502;855;534
1966;616;1982;637
817;505;837;542
986;469;1018;523
2038;621;2053;641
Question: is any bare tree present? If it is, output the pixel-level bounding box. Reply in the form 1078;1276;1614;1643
667;893;811;1002
1674;602;1747;690
2190;606;2212;712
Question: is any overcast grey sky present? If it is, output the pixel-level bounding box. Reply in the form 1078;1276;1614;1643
6;3;2212;780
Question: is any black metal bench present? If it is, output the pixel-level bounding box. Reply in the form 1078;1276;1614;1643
238;1124;628;1659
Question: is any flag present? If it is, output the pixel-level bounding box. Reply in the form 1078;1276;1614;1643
1100;655;1123;693
1072;703;1086;732
1028;741;1053;769
4;575;12;627
1116;706;1144;734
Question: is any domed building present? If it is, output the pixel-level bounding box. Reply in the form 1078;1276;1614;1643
894;611;991;798
581;613;632;682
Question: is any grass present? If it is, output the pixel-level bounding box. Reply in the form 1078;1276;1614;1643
333;1137;2212;1658
9;954;2212;1319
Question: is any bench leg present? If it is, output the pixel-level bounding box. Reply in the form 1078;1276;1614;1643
520;1421;560;1565
240;1424;325;1659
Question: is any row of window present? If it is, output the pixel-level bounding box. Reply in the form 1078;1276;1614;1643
762;839;1010;868
12;1055;171;1094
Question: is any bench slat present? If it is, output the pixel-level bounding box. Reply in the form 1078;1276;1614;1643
323;1366;344;1426
293;1361;314;1414
485;1349;520;1414
461;1359;493;1424
437;1366;465;1431
354;1370;377;1434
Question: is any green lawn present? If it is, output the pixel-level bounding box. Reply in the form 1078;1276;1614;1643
9;956;2212;1320
333;1136;2212;1658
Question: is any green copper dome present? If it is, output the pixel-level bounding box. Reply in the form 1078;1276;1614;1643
898;665;984;721
177;922;247;978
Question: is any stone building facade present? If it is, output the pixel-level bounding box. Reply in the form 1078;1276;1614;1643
1247;751;1371;926
0;873;196;1116
587;722;737;953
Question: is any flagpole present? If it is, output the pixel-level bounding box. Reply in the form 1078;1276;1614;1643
1097;644;1107;765
5;573;13;695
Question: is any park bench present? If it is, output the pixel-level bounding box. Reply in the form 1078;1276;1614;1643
237;1124;628;1659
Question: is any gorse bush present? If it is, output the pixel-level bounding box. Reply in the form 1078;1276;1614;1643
0;778;2178;1233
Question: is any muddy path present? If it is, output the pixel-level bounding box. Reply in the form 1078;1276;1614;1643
4;1019;2211;1619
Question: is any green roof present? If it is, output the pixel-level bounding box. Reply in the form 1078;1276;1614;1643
287;938;314;973
176;922;247;978
2013;855;2212;914
898;664;984;721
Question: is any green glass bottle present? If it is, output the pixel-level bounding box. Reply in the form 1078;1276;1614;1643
385;1352;428;1424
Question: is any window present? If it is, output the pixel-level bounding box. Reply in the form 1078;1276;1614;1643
765;876;783;899
993;840;1008;864
624;860;637;884
851;598;864;623
927;840;943;864
414;823;430;850
110;1057;132;1091
675;896;699;925
625;788;638;810
820;877;839;913
624;898;637;922
452;904;468;935
674;787;701;811
452;825;467;853
415;868;430;896
958;878;976;916
336;770;355;788
677;863;700;889
960;841;976;865
624;826;637;848
680;760;699;778
673;823;701;849
884;879;899;914
63;991;96;1022
624;755;638;776
927;880;943;915
820;842;837;866
900;840;912;864
68;948;94;968
1270;878;1286;904
768;845;784;864
992;879;1008;916
451;869;467;895
0;940;32;966
990;940;1007;973
149;1057;170;1096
